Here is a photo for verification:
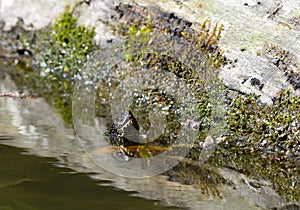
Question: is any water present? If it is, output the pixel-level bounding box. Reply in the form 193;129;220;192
0;144;181;210
0;66;291;210
0;74;184;210
0;74;269;210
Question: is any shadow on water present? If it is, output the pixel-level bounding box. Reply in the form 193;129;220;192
0;144;183;210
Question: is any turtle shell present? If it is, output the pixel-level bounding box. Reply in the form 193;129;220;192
105;110;140;159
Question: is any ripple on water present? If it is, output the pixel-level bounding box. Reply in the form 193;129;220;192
0;134;15;140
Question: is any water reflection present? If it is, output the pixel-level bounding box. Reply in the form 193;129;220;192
0;75;267;210
0;144;182;210
0;73;289;209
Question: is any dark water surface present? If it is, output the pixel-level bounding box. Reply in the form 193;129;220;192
0;144;181;210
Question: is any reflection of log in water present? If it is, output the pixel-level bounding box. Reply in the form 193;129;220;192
164;161;226;199
91;145;184;157
91;144;224;198
0;135;15;140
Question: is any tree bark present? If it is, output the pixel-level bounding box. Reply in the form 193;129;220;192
1;0;299;103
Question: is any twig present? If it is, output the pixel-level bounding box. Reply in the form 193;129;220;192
267;2;284;18
0;91;37;99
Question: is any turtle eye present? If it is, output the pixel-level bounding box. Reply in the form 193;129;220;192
104;130;111;137
116;117;124;124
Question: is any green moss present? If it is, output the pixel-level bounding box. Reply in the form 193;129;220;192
41;5;95;79
226;89;299;156
0;6;96;124
181;19;226;68
37;5;95;123
122;18;153;62
212;89;300;203
113;11;299;203
36;6;96;123
106;15;227;178
1;2;299;204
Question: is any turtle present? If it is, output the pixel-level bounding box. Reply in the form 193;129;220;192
104;110;140;160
